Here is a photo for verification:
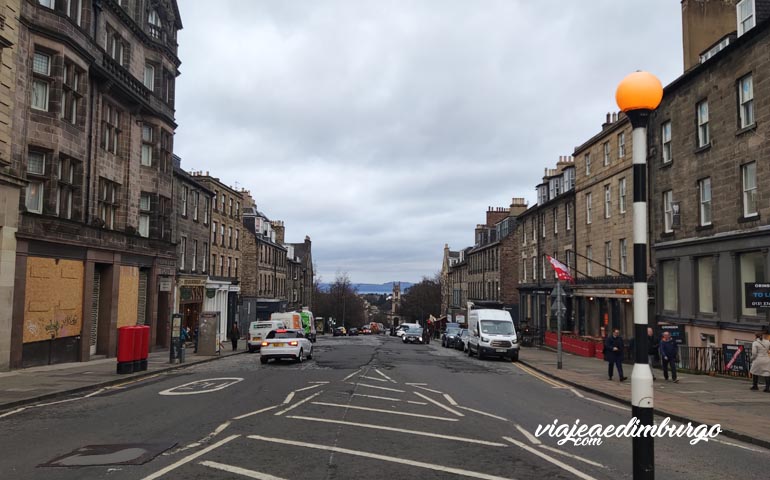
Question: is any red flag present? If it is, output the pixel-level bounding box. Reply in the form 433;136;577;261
547;255;574;282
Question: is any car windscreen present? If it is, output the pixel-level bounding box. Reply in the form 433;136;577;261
256;323;273;329
446;328;461;335
267;331;296;339
479;320;514;335
408;328;424;335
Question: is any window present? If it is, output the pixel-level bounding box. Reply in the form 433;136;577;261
235;229;240;249
661;260;678;311
212;221;217;245
55;156;79;220
697;100;710;147
193;191;199;221
742;162;757;217
106;26;126;66
203;242;209;273
181;185;188;216
211;254;216;275
25;181;44;214
139;193;151;237
203;196;210;224
585;153;591;176
604;184;611;218
102;103;121;155
740;251;765;316
737;0;755;36
699;178;712;226
141;124;154;166
159;129;172;173
697;257;715;314
220;255;224;276
226;257;232;277
663;190;673;233
618;132;625;158
221;193;225;212
179;236;186;271
586;192;592;224
38;0;54;7
236;201;241;218
31;52;51;111
541;255;546;280
28;151;46;175
738;74;754;128
61;61;83;124
144;64;155;91
220;224;225;245
661;121;672;164
229;197;233;216
234;258;238;278
586;246;593;276
98;178;119;229
148;9;162;39
619;239;627;274
603;142;610;166
521;258;527;282
619;178;627;214
566;203;571;230
532;257;536;282
192;240;198;272
540;214;545;238
553;207;558;234
604;241;612;275
213;191;218;211
228;226;233;248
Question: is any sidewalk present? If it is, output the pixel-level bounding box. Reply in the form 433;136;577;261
0;345;246;411
519;347;770;449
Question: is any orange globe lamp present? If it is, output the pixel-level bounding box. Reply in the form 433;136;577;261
615;71;663;112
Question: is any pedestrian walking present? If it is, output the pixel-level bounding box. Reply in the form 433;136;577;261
229;322;240;351
647;327;659;381
659;331;679;383
604;329;627;382
749;332;770;392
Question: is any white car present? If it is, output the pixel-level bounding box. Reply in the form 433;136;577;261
260;329;313;364
395;323;420;338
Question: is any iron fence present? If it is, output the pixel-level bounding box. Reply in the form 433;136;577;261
676;346;753;378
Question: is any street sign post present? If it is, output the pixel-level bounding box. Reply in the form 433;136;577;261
550;282;565;369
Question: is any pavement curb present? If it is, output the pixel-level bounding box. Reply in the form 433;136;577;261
518;358;770;451
0;350;248;412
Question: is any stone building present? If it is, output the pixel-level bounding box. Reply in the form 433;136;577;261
287;235;313;311
172;159;213;341
518;158;576;335
189;172;242;341
0;0;22;371
572;114;640;338
466;208;508;309
440;244;460;317
649;1;770;347
446;248;469;325
10;0;181;368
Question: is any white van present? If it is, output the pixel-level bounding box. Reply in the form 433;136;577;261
467;309;519;361
248;320;286;352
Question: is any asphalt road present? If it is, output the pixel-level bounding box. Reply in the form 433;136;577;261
1;334;768;480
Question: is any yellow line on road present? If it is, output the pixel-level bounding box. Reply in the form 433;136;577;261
514;364;567;388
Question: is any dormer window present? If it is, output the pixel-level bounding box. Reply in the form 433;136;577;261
148;10;162;39
737;0;755;37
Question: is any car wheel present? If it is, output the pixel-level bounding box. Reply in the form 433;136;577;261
260;356;268;364
477;347;485;360
510;352;519;362
402;338;407;343
307;347;313;360
468;344;474;357
248;346;255;353
297;348;304;363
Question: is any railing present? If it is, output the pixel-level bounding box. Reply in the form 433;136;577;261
677;346;753;378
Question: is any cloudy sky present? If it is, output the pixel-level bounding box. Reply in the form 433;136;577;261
175;0;683;284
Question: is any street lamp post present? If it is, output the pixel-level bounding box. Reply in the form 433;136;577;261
615;71;663;480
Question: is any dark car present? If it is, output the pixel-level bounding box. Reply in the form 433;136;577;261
456;329;469;351
403;327;425;344
333;327;346;337
360;326;371;335
441;327;462;348
348;327;359;336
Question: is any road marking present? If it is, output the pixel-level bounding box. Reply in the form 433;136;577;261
282;392;295;404
405;382;428;386
274;391;323;416
360;375;388;382
514;424;541;445
311;402;459;421
110;374;161;389
287;415;508;447
443;393;458;406
309;381;330;384
0;407;27;419
141;434;240;480
248;435;515;480
374;368;397;383
538;444;606;468
584;397;629;411
350;382;405;393
295;384;322;392
159;378;244;396
342;369;362;381
569;388;585;398
514;364;566;388
711;438;767;453
0;387;109;418
233;405;278;420
166;421;232;455
457;406;508;421
352;393;428;405
413;385;444;394
413;391;464;417
503;437;598;480
200;461;287;479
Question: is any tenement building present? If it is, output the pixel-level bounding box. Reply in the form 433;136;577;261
648;2;770;347
445;247;469;324
287;234;313;311
10;0;181;368
572;114;640;338
518;158;576;335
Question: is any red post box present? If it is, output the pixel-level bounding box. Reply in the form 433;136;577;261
139;325;150;371
132;326;143;372
117;326;135;374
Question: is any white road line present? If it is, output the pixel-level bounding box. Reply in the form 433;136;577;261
295;384;322;392
0;407;27;419
233;405;278;420
538;444;606;469
374;368;397;383
413;385;444;394
514;424;541;445
311;402;459;421
141;434;240;480
457;406;508;421
342;369;362;381
282;392;295;404
287;415;508;447
167;421;232;455
200;461;287;479
352;394;428;405
274;391;323;416
443;393;458;406
584;397;629;411
350;382;405;393
569;388;585;398
405;382;428;386
248;435;515;480
503;437;598;480
360;375;388;382
1;388;109;418
413;391;464;417
309;381;330;384
711;438;768;453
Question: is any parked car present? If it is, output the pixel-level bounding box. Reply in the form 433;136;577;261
467;309;519;361
441;327;462;348
260;329;313;364
333;327;347;337
360;326;371;335
395;323;420;339
348;327;359;336
248;320;287;353
403;327;425;344
456;329;469;351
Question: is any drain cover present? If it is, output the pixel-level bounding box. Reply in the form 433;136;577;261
40;443;175;467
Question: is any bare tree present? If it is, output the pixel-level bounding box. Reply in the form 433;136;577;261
399;274;441;325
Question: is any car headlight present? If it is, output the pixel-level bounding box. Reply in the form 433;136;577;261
419;337;423;342
481;337;489;343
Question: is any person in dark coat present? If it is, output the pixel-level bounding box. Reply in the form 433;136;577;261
659;331;679;383
229;322;240;351
647;327;659;381
605;329;627;382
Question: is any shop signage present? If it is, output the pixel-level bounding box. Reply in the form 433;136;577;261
206;288;217;299
158;276;172;292
744;283;770;309
615;288;633;295
722;344;748;373
659;324;686;345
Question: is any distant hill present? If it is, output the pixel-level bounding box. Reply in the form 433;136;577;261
319;282;414;294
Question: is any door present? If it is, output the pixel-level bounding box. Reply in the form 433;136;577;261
90;270;101;356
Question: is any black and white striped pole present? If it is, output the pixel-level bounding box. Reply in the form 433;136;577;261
616;71;663;480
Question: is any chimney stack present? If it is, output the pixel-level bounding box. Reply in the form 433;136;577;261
681;0;738;71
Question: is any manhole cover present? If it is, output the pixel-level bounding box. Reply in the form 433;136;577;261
40;443;175;467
